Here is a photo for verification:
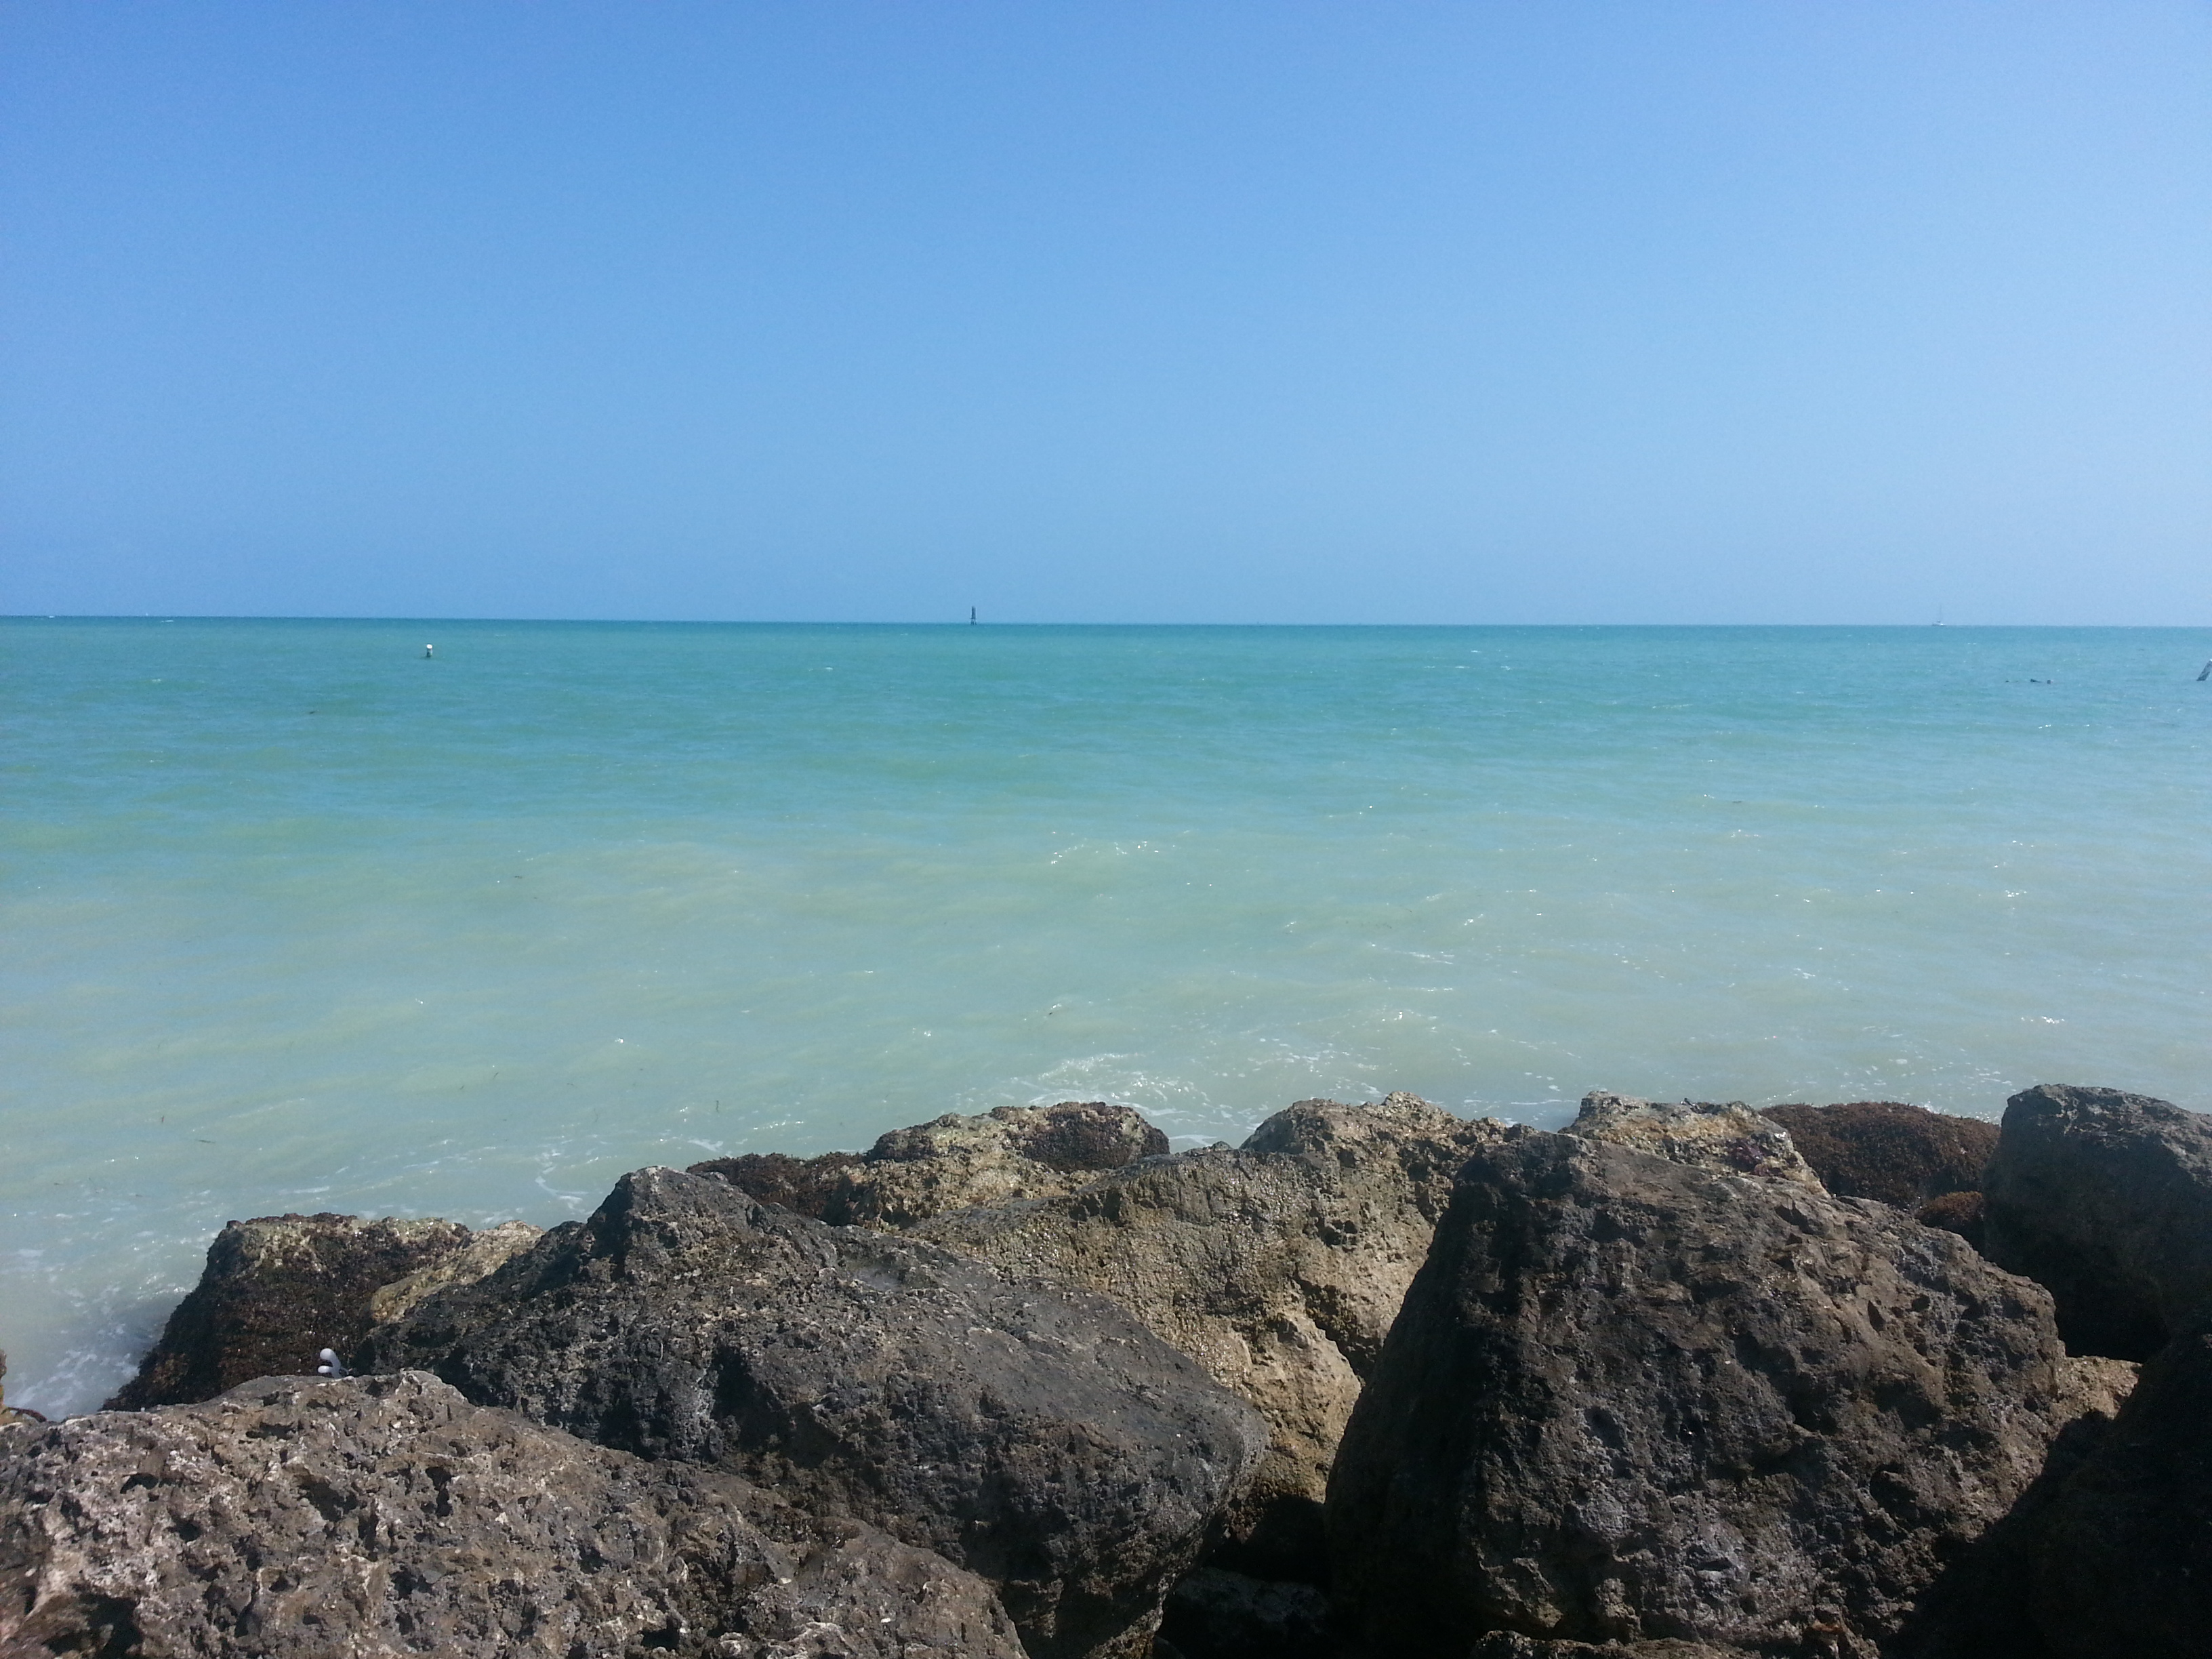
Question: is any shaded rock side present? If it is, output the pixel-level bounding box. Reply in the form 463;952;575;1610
1157;1566;1333;1659
915;1092;1508;1578
2015;1320;2212;1659
1568;1094;1820;1187
1327;1128;2096;1658
690;1101;1170;1229
367;1166;1267;1659
106;1213;480;1410
1911;1191;1986;1252
0;1370;1021;1659
1893;1354;2142;1659
1980;1082;2212;1359
1759;1103;1997;1209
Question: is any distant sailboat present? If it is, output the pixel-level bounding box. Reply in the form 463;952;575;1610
2198;659;2211;682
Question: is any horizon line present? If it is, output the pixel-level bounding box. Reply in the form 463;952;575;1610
5;614;2209;632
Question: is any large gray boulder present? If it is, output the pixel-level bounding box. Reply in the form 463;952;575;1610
915;1092;1507;1577
1981;1083;2212;1358
1328;1128;2106;1657
366;1166;1267;1659
0;1370;1021;1658
690;1101;1170;1229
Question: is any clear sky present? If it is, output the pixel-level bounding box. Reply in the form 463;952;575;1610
4;2;2208;624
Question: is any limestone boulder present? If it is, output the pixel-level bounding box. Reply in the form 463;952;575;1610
366;1218;541;1325
690;1101;1170;1229
106;1213;485;1409
366;1166;1266;1659
0;1370;1020;1658
915;1092;1507;1577
1980;1083;2212;1358
1328;1128;2101;1657
1568;1094;1820;1186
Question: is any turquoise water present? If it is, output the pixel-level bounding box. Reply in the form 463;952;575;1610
5;619;2210;1414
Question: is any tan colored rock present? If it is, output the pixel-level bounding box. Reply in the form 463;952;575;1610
367;1218;543;1324
916;1092;1508;1576
1566;1091;1822;1186
2060;1353;2142;1421
691;1101;1170;1229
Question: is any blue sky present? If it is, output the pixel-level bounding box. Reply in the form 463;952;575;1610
4;2;2208;623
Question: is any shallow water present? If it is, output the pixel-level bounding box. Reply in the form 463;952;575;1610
5;619;2209;1414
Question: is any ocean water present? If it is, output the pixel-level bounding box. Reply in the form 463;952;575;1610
5;619;2209;1415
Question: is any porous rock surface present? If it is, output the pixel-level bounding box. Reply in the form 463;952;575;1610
689;1101;1169;1229
914;1092;1507;1576
1328;1127;2101;1658
1568;1094;1820;1186
1757;1103;1997;1210
0;1370;1021;1659
367;1218;542;1326
107;1213;482;1410
1980;1083;2212;1358
366;1166;1266;1659
1466;1639;1746;1659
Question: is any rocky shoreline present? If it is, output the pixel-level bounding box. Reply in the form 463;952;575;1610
4;1084;2207;1658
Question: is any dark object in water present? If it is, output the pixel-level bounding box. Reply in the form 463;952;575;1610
1759;1101;1997;1208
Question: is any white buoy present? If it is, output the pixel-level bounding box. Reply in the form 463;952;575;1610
424;644;434;659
